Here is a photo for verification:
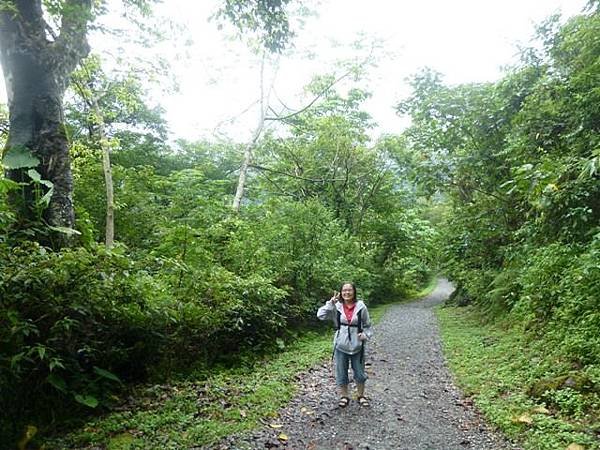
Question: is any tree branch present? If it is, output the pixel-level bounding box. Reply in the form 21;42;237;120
264;69;352;122
53;0;92;79
449;178;508;203
265;44;377;122
250;163;348;183
259;171;302;200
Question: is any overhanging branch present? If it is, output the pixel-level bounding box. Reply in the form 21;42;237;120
250;163;348;183
53;0;92;79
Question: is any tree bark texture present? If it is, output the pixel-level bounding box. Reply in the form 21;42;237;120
0;0;91;246
97;108;115;248
232;52;271;212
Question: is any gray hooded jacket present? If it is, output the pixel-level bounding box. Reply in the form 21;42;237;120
317;299;373;355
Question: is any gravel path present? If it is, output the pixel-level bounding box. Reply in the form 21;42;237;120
212;279;518;450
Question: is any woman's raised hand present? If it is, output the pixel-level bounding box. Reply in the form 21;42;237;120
330;291;340;304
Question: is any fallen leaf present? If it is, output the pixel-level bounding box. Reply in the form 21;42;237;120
532;406;550;415
300;407;314;415
514;413;533;425
269;423;283;429
278;433;289;441
566;444;585;450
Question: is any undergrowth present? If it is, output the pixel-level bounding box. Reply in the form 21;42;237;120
437;305;600;450
40;282;436;449
43;330;331;449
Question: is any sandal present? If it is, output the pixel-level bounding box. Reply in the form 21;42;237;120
357;396;370;407
338;396;350;408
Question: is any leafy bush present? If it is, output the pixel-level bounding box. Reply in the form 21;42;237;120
223;199;366;311
0;242;169;444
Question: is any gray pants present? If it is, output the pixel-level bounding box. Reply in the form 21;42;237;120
334;348;367;386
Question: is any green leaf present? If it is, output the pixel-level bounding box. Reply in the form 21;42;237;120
276;338;285;349
49;358;65;371
2;146;39;169
93;366;121;383
74;394;99;408
36;346;46;360
27;169;54;188
39;189;53;206
27;168;42;182
47;373;67;393
47;225;82;236
0;178;19;193
10;352;25;368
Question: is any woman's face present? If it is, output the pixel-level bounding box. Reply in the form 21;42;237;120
341;284;355;303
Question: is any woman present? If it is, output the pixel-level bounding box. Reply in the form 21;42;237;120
317;282;372;407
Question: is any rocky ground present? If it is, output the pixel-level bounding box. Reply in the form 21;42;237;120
209;279;520;450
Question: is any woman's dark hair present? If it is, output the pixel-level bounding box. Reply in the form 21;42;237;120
339;282;357;302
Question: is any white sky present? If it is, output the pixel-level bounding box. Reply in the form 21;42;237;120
145;0;588;143
0;0;590;143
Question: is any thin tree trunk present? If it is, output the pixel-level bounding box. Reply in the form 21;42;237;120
232;119;266;212
232;52;269;212
102;138;114;248
93;101;115;248
72;64;115;248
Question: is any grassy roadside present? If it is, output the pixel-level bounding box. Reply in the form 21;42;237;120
45;283;436;449
436;305;600;450
45;330;331;449
412;274;439;300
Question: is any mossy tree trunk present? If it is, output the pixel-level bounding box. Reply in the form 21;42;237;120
0;0;92;247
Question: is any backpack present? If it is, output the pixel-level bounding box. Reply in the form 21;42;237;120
333;308;365;364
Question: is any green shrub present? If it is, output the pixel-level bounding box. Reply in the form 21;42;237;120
0;242;169;445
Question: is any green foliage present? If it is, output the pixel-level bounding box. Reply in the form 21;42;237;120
438;306;600;450
400;7;600;367
0;175;18;238
68;54;169;148
216;0;294;53
514;237;600;364
224;199;365;309
0;242;169;445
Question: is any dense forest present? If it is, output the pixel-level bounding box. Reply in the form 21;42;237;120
0;0;598;448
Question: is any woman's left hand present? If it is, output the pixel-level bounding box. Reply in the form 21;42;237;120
358;332;367;341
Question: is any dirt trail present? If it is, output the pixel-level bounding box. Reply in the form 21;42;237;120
212;279;518;450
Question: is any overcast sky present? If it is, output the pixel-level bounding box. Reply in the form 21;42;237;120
144;0;588;142
0;0;590;143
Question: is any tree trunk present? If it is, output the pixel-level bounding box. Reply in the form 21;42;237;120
232;52;269;212
96;106;115;248
0;1;91;247
72;66;115;248
4;63;74;232
232;119;265;212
